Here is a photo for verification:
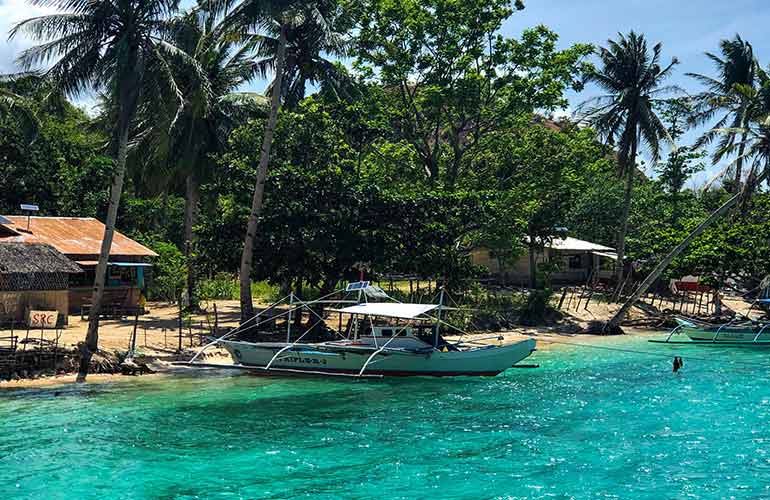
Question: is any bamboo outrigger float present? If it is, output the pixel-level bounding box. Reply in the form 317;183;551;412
183;282;536;378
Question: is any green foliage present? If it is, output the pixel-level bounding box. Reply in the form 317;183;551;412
119;195;186;248
197;273;239;300
519;289;555;326
144;239;187;301
0;90;113;216
349;0;591;186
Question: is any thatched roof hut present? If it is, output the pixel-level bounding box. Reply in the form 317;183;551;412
0;242;81;291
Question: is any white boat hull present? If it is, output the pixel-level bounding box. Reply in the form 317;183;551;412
675;318;770;342
220;338;536;377
683;327;768;342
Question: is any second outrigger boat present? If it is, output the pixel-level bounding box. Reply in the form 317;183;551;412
185;282;536;377
650;317;770;346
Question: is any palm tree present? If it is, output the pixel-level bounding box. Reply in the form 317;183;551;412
579;32;678;296
132;3;269;308
254;0;351;110
11;0;187;380
607;68;770;332
236;0;350;321
688;35;757;190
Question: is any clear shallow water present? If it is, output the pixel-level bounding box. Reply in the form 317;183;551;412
2;337;770;499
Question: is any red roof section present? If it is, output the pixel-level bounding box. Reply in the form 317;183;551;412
0;216;157;258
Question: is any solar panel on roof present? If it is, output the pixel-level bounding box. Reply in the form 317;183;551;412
0;215;13;225
346;281;370;292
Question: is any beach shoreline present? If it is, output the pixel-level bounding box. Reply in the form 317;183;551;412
0;328;666;390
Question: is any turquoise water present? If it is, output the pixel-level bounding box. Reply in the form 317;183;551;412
2;336;770;499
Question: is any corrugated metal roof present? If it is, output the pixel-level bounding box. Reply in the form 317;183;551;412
0;216;157;258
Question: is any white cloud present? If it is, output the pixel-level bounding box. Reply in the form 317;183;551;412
0;0;59;74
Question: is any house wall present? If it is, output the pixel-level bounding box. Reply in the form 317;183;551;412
471;247;606;285
68;286;141;314
0;290;69;326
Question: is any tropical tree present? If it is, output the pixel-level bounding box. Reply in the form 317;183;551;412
132;2;269;308
11;0;186;380
607;67;770;331
580;31;678;295
654;98;705;225
0;74;40;142
254;0;351;110
688;35;757;190
351;0;591;188
237;0;351;320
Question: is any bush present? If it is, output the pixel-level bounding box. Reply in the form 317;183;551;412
197;274;281;303
519;289;554;326
145;240;186;301
252;281;280;303
198;273;239;300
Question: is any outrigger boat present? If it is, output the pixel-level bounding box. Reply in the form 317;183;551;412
650;317;770;346
185;282;536;378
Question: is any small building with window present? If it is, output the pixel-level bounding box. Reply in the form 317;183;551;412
0;216;157;315
470;236;617;286
0;242;83;326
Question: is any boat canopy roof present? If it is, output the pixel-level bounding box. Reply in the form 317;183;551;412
329;303;438;319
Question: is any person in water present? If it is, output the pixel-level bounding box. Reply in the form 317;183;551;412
672;356;683;373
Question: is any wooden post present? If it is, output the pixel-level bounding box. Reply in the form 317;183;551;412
558;288;568;309
213;303;219;335
129;310;139;353
178;300;183;352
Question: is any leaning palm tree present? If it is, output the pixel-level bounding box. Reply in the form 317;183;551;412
235;0;350;321
607;68;770;332
132;3;269;308
688;35;758;191
579;31;678;296
11;0;188;380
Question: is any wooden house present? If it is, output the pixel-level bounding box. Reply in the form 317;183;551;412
0;242;83;326
470;236;618;286
0;216;157;315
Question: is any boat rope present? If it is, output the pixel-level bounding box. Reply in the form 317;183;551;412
534;338;770;371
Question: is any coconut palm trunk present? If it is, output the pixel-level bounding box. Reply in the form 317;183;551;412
78;77;140;381
734;130;748;188
607;167;769;330
612;136;638;300
184;173;200;308
239;23;288;322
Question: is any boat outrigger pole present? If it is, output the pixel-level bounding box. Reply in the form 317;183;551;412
434;286;445;348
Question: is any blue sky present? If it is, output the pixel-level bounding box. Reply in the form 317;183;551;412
2;0;769;184
503;0;770;185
